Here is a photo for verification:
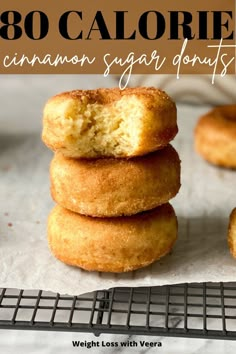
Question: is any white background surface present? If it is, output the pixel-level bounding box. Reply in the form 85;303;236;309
1;74;236;353
2;330;236;354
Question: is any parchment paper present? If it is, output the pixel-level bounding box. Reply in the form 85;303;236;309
0;104;236;295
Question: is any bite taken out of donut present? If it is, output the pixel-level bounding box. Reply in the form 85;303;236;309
42;87;177;158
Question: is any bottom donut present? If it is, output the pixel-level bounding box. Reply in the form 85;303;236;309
47;203;178;273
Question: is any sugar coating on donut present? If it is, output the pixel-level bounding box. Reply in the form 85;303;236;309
195;105;236;168
50;144;181;217
42;87;177;158
47;203;178;273
228;208;236;258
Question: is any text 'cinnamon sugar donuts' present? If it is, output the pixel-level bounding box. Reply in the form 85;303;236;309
195;105;236;169
47;203;178;273
50;144;181;217
42;87;177;158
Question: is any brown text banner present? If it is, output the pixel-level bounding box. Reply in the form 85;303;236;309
0;0;235;80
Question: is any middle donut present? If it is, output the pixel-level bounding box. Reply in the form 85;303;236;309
50;144;181;217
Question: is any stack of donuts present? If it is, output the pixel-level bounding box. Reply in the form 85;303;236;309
42;87;181;272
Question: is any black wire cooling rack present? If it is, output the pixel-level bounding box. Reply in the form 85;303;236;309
0;282;236;340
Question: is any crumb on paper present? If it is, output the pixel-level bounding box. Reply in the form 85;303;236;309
4;212;9;216
36;221;40;224
8;222;13;227
2;165;11;171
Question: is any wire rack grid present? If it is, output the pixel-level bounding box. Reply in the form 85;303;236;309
0;282;236;340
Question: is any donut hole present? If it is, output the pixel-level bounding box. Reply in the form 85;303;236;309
62;95;144;157
218;105;236;122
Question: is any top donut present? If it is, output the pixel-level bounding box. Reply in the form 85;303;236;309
42;87;177;158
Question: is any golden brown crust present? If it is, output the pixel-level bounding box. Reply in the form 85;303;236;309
42;87;177;158
228;208;236;258
50;145;181;217
47;203;178;273
47;86;174;108
195;105;236;168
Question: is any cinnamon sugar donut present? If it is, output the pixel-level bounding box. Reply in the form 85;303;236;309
47;203;178;273
42;87;177;158
50;145;181;217
195;105;236;168
228;208;236;257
